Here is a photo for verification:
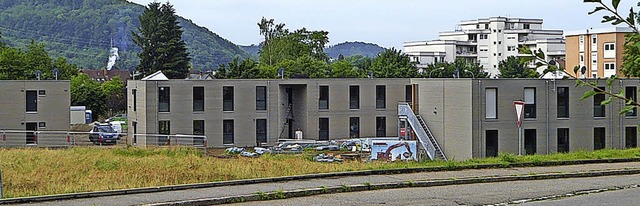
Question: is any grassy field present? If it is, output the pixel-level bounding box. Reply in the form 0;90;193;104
0;147;639;198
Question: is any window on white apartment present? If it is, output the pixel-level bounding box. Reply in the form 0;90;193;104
493;29;496;33
604;62;616;70
498;53;502;56
486;88;497;119
498;41;502;44
592;53;597;64
508;46;516;51
493;41;497;45
604;43;615;51
524;24;530;29
580;54;584;62
579;36;584;43
592;36;597;44
498;29;502;33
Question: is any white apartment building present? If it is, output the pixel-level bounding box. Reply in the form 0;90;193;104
404;17;565;77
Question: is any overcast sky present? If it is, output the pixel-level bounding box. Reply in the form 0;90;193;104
128;0;634;49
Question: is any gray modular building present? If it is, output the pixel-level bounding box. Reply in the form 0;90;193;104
127;78;640;160
0;80;71;132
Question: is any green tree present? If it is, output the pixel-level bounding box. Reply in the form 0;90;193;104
257;18;329;66
370;48;417;78
498;56;539;78
101;76;126;117
71;74;106;121
276;55;330;78
425;59;488;78
133;2;191;79
215;57;260;79
0;41;77;80
622;33;640;77
330;59;366;78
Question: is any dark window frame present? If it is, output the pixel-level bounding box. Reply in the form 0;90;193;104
557;128;570;153
223;86;234;111
319;118;329;140
256;86;267;111
594;127;606;150
132;89;137;112
193;87;204;112
376;85;386;109
376;117;386;137
557;87;570;118
626;127;637;148
319;86;329;110
626;86;637;116
524;87;536;118
26;90;37;112
349;117;359;138
256;119;267;144
524;129;537;155
486;130;499;157
223;120;234;145
594;87;606;118
349;85;360;109
158;87;170;112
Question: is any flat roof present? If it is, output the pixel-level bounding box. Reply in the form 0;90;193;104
565;27;634;36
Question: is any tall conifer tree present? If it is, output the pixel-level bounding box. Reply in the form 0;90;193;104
133;2;190;79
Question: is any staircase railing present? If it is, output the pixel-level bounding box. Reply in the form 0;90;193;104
398;103;447;161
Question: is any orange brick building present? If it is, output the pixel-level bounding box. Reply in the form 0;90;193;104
565;27;633;78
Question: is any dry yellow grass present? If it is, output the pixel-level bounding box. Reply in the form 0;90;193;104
0;147;639;198
0;147;423;198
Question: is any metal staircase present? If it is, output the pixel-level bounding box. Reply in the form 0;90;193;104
398;103;448;161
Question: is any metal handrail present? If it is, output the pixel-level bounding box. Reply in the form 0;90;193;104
398;103;438;160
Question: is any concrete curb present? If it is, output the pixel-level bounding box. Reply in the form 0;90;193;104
1;158;639;204
147;168;640;206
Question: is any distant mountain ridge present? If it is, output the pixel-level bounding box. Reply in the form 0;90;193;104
0;0;249;71
325;41;386;59
240;41;387;59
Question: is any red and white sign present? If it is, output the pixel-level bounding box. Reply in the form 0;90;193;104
513;101;525;127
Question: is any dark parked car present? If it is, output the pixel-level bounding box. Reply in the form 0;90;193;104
89;123;119;144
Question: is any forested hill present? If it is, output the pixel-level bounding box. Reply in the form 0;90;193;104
0;0;249;71
325;41;386;59
241;41;387;59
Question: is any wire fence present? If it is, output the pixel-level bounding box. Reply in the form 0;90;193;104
132;134;208;153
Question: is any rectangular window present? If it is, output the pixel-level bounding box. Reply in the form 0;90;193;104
256;119;267;144
557;128;570;153
626;87;637;116
223;120;234;145
485;88;497;119
486;130;499;157
223;86;234;111
524;88;536;118
158;120;170;145
319;118;329;140
38;90;46;96
256;86;267;111
524;129;537;155
319;86;329;110
349;85;359;109
594;127;606;150
349;117;359;138
604;63;616;70
594;87;605;117
557;87;569;118
193;87;204;112
158;87;170;112
26;90;37;112
38;122;46;128
523;24;530;29
592;36;597;44
604;43;615;50
193;120;205;146
376;85;386;109
193;120;204;135
376;117;386;137
626;127;637;148
507;46;516;51
132;89;137;112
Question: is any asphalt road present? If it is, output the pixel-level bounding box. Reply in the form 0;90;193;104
233;174;640;206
